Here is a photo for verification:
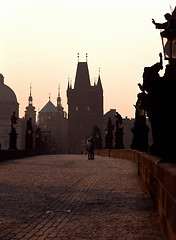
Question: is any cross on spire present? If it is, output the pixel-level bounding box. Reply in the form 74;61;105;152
28;83;33;105
58;84;61;97
57;84;62;107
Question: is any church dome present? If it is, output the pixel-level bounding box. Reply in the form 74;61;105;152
0;74;18;103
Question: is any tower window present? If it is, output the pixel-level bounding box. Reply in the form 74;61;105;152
75;106;79;111
87;106;90;111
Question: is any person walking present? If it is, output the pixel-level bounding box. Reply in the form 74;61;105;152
87;137;94;160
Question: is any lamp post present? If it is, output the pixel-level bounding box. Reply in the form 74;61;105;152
160;26;176;60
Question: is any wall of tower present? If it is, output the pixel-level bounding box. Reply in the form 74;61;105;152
25;106;36;126
67;86;103;153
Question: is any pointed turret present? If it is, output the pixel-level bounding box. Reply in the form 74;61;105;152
97;75;103;91
25;84;36;124
67;78;72;91
67;80;70;91
57;84;64;113
74;62;91;90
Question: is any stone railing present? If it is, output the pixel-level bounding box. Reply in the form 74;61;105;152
0;150;36;161
94;149;176;240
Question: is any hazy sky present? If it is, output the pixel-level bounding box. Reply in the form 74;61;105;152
0;0;175;118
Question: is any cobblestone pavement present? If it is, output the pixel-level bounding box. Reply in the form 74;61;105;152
0;154;165;240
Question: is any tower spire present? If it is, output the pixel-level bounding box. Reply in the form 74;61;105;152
57;84;64;112
25;83;36;123
86;53;88;62
77;53;79;62
67;77;70;91
97;67;103;91
28;83;33;105
57;84;62;107
30;83;32;96
58;84;60;97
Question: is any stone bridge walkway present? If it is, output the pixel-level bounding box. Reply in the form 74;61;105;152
0;154;165;240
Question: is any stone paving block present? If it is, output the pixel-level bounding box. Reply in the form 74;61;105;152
0;154;166;240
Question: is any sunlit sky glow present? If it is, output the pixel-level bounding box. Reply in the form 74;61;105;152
0;0;175;118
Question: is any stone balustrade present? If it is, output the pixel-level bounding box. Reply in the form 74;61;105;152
94;149;176;240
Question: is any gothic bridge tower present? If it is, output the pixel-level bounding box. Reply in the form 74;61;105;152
67;56;103;153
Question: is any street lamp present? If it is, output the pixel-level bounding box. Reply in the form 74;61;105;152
161;30;176;60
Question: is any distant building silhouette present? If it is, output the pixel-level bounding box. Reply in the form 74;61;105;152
0;61;153;153
0;73;22;149
38;90;68;153
67;59;103;153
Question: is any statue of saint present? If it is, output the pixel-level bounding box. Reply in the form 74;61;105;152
152;11;176;38
114;112;124;149
11;112;18;130
105;117;114;149
9;112;18;149
152;13;171;29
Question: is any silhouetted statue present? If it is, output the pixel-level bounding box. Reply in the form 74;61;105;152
137;53;168;157
25;118;33;151
92;126;102;149
152;10;176;59
152;13;172;30
114;112;124;149
131;92;149;152
35;127;42;153
135;7;176;163
142;52;163;93
145;54;168;156
9;112;18;150
152;10;176;34
105;117;114;149
11;111;18;130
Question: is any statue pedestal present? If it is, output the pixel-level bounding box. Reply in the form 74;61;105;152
9;129;18;150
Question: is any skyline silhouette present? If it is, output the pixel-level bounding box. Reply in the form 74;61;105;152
0;0;175;118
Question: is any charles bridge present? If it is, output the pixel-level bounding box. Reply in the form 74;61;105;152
1;7;176;240
0;150;175;240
